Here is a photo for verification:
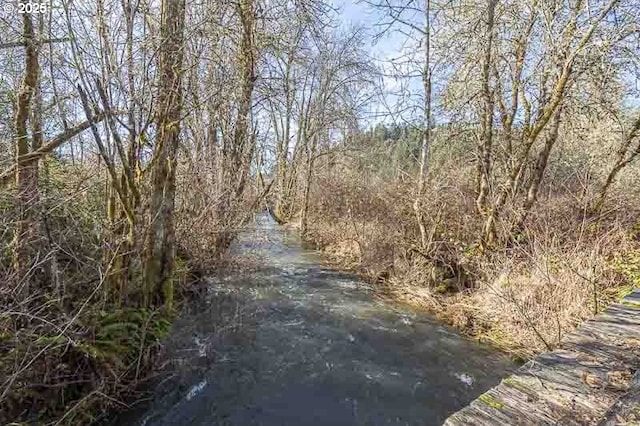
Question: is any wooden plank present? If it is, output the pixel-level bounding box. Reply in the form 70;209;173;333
597;371;640;426
444;290;640;426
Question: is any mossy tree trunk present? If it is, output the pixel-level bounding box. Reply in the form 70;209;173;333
143;0;186;309
12;9;40;296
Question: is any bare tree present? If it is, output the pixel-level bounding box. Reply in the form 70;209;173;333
474;0;497;216
364;0;434;248
593;112;640;211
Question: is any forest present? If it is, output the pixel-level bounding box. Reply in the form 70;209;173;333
0;0;639;424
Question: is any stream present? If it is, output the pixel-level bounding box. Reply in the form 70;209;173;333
114;213;515;426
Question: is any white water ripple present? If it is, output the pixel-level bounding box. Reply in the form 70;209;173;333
186;380;208;401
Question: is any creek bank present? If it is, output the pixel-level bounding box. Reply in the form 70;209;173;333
301;218;635;361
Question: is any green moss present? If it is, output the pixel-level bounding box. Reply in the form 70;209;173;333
621;299;640;310
616;285;635;300
163;278;174;312
611;249;640;287
435;283;449;294
503;376;530;394
478;327;524;361
478;393;504;410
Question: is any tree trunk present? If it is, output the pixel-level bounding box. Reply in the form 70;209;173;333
513;105;563;234
143;0;186;309
215;0;257;246
301;133;319;237
593;113;640;211
114;0;140;304
12;10;40;295
475;0;498;216
413;0;431;249
272;37;300;224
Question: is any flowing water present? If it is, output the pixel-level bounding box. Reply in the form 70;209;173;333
115;214;515;426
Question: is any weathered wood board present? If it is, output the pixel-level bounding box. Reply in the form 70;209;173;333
444;290;640;426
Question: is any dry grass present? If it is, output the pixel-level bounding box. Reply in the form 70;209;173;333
304;153;640;360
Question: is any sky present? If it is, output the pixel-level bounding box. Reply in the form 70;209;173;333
331;0;640;122
333;1;410;56
329;1;428;126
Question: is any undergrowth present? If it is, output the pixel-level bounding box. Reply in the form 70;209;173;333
303;149;640;360
0;162;198;425
0;305;172;424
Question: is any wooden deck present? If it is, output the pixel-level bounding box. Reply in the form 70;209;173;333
444;290;640;426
